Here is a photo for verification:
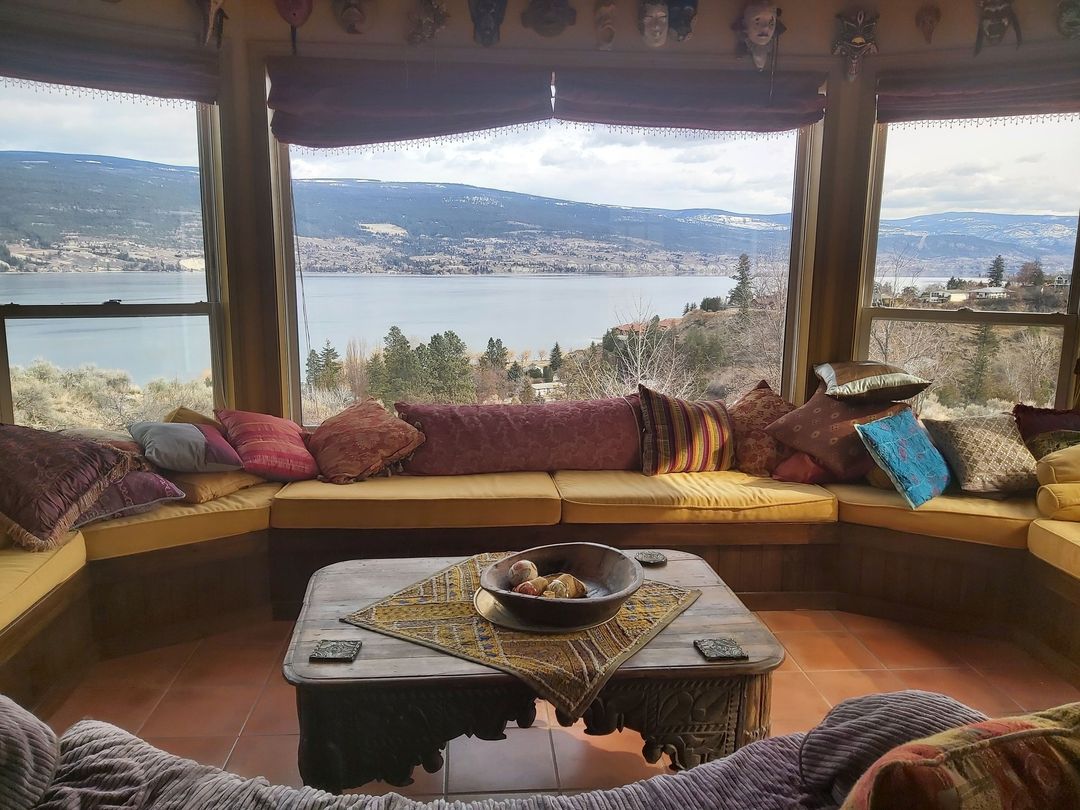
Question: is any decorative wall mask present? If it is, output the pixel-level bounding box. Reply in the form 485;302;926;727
1057;0;1080;38
832;8;878;81
335;0;374;34
409;0;450;44
594;0;617;49
275;0;314;53
733;1;785;71
668;0;697;42
196;0;227;47
915;4;941;44
522;0;577;37
638;0;669;48
975;0;1021;54
470;0;508;46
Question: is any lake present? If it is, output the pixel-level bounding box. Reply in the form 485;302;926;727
0;272;736;383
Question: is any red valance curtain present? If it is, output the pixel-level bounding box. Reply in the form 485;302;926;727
267;58;555;148
554;68;826;133
877;62;1080;123
0;24;219;104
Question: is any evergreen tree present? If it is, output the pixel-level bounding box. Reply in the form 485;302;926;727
549;343;563;372
481;337;509;371
365;352;389;402
318;340;343;388
417;331;475;403
699;296;725;312
959;323;1001;403
507;361;524;381
382;326;421;404
988;254;1006;287
946;276;962;290
305;349;322;389
1016;259;1046;287
728;253;754;314
542;365;555;383
520;380;536;404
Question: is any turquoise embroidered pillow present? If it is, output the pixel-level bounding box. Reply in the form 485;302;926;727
855;410;950;509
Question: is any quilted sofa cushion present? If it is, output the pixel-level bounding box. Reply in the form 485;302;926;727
554;470;837;524
826;484;1037;548
0;533;85;631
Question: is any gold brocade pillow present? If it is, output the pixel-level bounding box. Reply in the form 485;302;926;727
164;470;266;504
923;415;1037;497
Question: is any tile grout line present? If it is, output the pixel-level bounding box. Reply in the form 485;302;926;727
134;639;204;738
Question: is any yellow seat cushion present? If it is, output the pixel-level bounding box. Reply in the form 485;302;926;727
1029;519;1080;579
827;484;1037;548
553;470;837;524
1037;444;1080;485
80;483;281;561
0;533;85;630
1037;483;1080;521
271;473;562;529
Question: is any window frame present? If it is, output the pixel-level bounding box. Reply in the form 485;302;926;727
274;123;822;422
0;101;230;424
854;121;1080;410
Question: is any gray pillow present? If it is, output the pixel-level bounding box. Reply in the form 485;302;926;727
128;422;243;473
923;414;1038;497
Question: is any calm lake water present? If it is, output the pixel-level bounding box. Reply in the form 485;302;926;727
0;272;736;383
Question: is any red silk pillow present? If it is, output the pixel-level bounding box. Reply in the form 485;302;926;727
309;399;425;484
727;380;796;476
215;409;318;482
396;397;642;475
772;451;839;484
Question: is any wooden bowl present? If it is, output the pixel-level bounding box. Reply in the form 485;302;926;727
479;543;644;630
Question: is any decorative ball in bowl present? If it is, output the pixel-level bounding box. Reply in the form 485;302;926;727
479;543;644;630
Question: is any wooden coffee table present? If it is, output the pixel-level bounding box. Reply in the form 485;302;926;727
283;550;784;793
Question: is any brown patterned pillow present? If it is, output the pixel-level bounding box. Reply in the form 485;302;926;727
765;387;909;478
309;398;425;484
0;424;138;550
815;361;929;402
922;415;1038;496
727;380;795;476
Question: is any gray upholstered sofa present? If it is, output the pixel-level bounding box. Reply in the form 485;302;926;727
4;691;989;810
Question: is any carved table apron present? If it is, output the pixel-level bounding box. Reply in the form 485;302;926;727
284;551;784;793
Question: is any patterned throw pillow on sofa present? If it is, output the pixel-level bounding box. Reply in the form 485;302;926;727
1013;402;1080;459
923;415;1037;497
840;702;1080;810
215;409;319;482
815;361;930;402
856;410;950;509
727;380;795;477
638;385;734;475
309;398;425;484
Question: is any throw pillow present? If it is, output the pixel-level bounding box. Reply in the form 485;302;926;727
727;380;796;476
72;471;185;527
772;451;840;484
923;415;1038;497
800;690;987;808
128;422;243;473
1013;403;1080;459
765;387;910;479
840;702;1080;810
396;397;642;476
638;385;734;475
215;408;319;482
865;466;896;490
309;399;425;484
0;424;137;550
162;406;224;430
815;361;930;402
58;427;144;457
1037;443;1080;485
163;470;266;504
855;410;951;509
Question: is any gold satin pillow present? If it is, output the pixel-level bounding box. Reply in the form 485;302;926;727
163;406;223;430
815;361;930;402
164;470;266;504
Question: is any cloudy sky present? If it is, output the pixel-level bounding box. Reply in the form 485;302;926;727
0;81;1077;219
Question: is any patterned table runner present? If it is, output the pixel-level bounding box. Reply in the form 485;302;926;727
342;553;700;719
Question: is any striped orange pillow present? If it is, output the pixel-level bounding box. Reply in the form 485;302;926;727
638;385;734;475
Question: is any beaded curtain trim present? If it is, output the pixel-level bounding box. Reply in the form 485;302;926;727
343;552;700;718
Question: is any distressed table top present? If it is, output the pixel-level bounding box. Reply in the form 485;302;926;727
284;549;785;687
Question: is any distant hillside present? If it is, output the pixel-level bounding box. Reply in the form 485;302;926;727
0;151;1075;274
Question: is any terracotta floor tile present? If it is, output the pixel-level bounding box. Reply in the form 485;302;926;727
855;628;966;669
551;727;668;791
143;736;235;768
48;683;167;735
448;727;558;794
769;718;816;737
81;642;199;689
173;641;282;689
832;612;908;636
226;735;302;788
893;668;1022;716
758;610;845;633
980;668;1080;713
140;685;261;738
776;652;800;672
806;670;907;706
774;631;884;671
768;671;831;723
244;682;299;736
202;619;295;650
944;634;1029;673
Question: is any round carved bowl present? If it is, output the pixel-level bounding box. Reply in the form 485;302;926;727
479;543;644;630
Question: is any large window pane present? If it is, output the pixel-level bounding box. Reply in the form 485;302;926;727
7;316;214;430
874;117;1080;313
867;318;1062;417
0;82;207;303
290;125;798;423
